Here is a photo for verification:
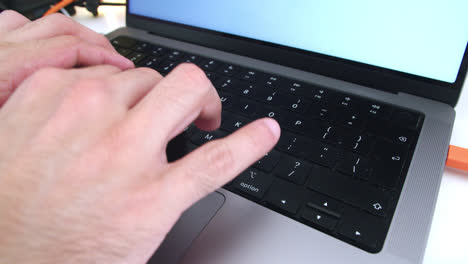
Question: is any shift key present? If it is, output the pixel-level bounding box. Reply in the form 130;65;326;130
233;168;274;199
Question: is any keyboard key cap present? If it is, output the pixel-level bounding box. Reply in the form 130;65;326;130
221;115;250;132
167;50;183;61
234;99;258;117
261;74;283;88
337;152;371;180
279;95;310;113
237;68;262;82
127;52;146;64
218;91;235;111
301;207;339;230
392;110;421;130
275;156;311;185
265;179;302;214
215;77;239;91
308;167;391;216
276;132;308;156
233;168;273;199
255;150;281;172
217;64;239;76
305;191;343;218
116;47;132;57
365;101;393;119
111;36;136;48
199;59;219;71
190;130;227;146
182;54;203;64
307;86;333;103
138;56;164;68
338;207;386;250
305;141;340;168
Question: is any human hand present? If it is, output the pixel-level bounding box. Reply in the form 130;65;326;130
0;63;280;263
0;10;133;107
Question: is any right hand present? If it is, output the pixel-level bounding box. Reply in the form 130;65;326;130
0;63;280;264
0;10;133;107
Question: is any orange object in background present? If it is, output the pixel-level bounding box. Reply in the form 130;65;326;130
43;0;75;17
446;145;468;172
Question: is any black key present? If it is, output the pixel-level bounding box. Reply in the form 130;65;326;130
275;156;311;185
392;110;421;130
255;150;281;172
282;115;310;134
276;132;308;156
146;45;167;57
307;86;333;103
157;61;180;75
133;41;150;52
167;50;183;61
308;167;391;217
182;54;203;64
116;47;132;57
111;36;136;48
337;152;371;180
236;69;262;82
280;81;308;96
233;168;273;199
335;112;366;130
382;128;415;147
254;106;285;123
190;130;227;146
369;141;408;189
305;141;340;168
279;95;310;113
261;74;283;88
305;191;343;218
127;52;146;64
255;89;279;104
215;77;239;91
138;56;164;68
365;101;393;120
265;179;302;214
306;102;335;120
221;115;250;132
234;99;257;117
204;72;220;83
217;64;238;76
341;132;373;155
236;82;257;98
301;207;339;231
218;92;235;111
199;59;219;71
334;93;361;111
338;207;386;250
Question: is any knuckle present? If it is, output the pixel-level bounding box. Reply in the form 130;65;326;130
203;140;235;176
70;79;109;108
44;13;74;27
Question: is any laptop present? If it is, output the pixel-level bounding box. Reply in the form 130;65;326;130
106;1;468;263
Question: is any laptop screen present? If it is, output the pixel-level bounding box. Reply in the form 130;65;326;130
129;0;468;84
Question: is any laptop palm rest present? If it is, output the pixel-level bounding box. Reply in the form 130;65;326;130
147;191;225;264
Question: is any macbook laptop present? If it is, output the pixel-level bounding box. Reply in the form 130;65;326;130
106;1;468;263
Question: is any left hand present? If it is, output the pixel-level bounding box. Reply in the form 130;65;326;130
0;10;134;107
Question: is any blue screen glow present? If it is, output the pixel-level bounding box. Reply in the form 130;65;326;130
129;0;468;83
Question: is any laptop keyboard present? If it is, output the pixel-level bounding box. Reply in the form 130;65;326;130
111;36;424;253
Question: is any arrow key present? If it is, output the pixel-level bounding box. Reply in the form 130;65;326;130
301;207;338;231
265;179;302;214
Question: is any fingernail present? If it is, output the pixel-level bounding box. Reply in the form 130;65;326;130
263;118;281;140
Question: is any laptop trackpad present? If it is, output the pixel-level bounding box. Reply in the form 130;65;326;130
147;191;225;264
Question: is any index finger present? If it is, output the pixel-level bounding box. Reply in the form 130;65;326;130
124;63;222;153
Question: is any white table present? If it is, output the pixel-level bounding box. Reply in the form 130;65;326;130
72;5;468;264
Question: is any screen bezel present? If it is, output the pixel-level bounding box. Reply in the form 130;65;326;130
126;2;468;107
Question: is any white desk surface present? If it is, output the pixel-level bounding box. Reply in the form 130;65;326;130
72;6;468;264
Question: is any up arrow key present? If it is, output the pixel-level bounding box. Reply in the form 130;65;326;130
281;200;287;204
